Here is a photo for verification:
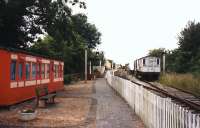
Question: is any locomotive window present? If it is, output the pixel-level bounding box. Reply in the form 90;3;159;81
32;63;36;80
143;59;145;66
11;60;16;80
26;63;30;80
41;64;45;79
18;63;23;80
157;59;160;65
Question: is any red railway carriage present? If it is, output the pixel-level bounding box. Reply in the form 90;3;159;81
0;47;64;106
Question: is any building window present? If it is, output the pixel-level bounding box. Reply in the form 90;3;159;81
11;60;16;80
32;63;36;80
26;63;30;80
46;64;50;79
18;63;23;80
157;59;160;65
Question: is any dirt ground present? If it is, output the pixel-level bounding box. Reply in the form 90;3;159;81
0;80;96;128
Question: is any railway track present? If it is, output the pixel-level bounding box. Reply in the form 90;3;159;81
141;80;200;112
118;74;200;112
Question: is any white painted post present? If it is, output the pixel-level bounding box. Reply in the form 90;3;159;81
85;49;87;83
163;54;166;73
89;61;91;75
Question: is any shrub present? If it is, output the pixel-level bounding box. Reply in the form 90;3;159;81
64;74;72;84
21;105;35;113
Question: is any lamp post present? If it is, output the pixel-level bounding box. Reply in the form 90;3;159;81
85;47;88;83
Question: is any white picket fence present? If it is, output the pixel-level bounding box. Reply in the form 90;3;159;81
105;71;200;128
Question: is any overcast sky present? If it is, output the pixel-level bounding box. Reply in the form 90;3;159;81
74;0;200;67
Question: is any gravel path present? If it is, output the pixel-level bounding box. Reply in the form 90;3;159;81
94;78;144;128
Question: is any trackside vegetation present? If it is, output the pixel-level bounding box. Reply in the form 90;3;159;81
159;73;200;97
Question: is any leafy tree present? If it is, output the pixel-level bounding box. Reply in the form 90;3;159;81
0;0;86;48
71;14;101;48
30;35;57;57
0;0;42;48
177;21;200;73
88;50;105;66
148;48;165;58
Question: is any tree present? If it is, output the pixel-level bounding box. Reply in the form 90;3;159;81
177;21;200;73
71;14;101;48
0;0;86;48
148;48;165;58
88;50;105;66
30;35;57;57
0;0;42;48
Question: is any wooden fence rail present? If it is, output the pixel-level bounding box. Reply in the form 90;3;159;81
105;71;200;128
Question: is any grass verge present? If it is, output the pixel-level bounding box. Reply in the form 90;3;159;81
159;73;200;97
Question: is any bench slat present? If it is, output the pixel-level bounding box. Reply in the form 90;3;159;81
35;86;57;106
40;94;56;100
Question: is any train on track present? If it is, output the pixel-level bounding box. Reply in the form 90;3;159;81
0;47;64;106
134;56;161;80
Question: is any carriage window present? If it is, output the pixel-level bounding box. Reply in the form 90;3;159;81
157;59;160;65
54;65;59;78
32;63;36;80
143;59;145;66
41;64;45;79
46;64;50;79
60;65;63;77
18;63;23;80
26;63;30;80
11;60;16;80
37;64;41;79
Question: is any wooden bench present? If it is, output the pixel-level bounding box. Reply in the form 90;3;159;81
35;86;56;107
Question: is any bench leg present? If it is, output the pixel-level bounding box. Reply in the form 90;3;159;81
38;100;46;108
48;97;55;104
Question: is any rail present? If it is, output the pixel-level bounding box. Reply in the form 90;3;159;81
142;81;200;112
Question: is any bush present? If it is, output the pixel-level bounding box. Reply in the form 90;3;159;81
64;74;72;84
159;73;200;96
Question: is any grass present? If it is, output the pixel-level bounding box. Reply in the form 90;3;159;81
159;73;200;97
